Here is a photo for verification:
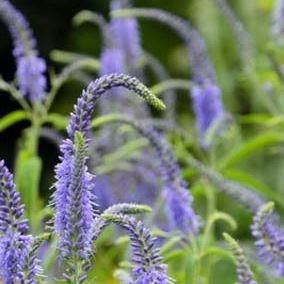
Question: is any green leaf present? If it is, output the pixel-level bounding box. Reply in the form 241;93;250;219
218;132;284;168
15;150;42;230
0;110;29;133
239;113;273;125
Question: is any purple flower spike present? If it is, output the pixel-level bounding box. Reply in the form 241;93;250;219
191;81;224;147
104;214;172;284
17;55;47;102
99;48;126;114
99;48;125;76
67;73;165;140
110;0;142;73
251;202;284;277
0;0;46;102
54;133;98;261
0;160;32;283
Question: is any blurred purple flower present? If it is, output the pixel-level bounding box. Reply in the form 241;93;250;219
100;48;125;76
0;0;46;102
110;0;142;74
99;48;126;115
17;55;46;102
191;81;224;147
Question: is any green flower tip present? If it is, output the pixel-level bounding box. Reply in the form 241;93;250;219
74;130;85;148
260;202;275;215
73;10;94;26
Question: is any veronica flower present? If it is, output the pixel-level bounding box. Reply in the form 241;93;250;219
54;74;164;276
111;8;225;147
110;0;142;74
272;0;284;42
0;160;33;283
53;132;98;280
223;233;257;284
191;80;225;147
0;0;46;102
251;202;284;276
99;48;126;116
103;214;172;283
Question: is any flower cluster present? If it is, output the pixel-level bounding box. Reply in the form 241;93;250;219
54;132;98;261
0;160;33;283
103;214;171;284
0;0;46;102
110;0;142;75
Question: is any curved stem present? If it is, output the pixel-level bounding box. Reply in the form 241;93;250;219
0;77;32;112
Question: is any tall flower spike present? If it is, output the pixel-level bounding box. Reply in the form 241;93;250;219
103;214;173;284
67;73;165;141
0;160;33;283
99;48;126;115
110;0;143;74
0;0;46;102
272;0;284;42
251;202;284;277
223;233;257;284
53;131;98;280
111;8;225;147
191;81;224;148
95;115;200;235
